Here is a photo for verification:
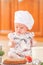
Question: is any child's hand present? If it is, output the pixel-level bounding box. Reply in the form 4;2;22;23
8;39;16;48
11;40;16;48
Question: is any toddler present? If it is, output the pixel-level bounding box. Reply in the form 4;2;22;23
8;11;35;62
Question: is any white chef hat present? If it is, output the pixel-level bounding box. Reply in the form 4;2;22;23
14;11;34;30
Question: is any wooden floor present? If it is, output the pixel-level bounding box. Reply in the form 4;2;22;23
35;37;43;42
0;34;8;40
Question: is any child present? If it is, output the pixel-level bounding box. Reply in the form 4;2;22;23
8;11;35;62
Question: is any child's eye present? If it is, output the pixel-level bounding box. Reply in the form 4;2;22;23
20;27;23;29
16;27;18;28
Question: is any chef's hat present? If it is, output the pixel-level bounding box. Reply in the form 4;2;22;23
14;11;34;30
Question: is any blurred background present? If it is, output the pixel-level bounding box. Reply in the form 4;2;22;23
0;0;43;62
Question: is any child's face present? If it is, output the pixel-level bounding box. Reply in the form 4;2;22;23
15;23;28;34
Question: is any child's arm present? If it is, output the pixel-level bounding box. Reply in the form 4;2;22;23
8;32;16;48
8;40;16;48
29;32;36;47
31;38;36;47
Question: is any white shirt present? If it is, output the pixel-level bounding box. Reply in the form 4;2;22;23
8;32;34;57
